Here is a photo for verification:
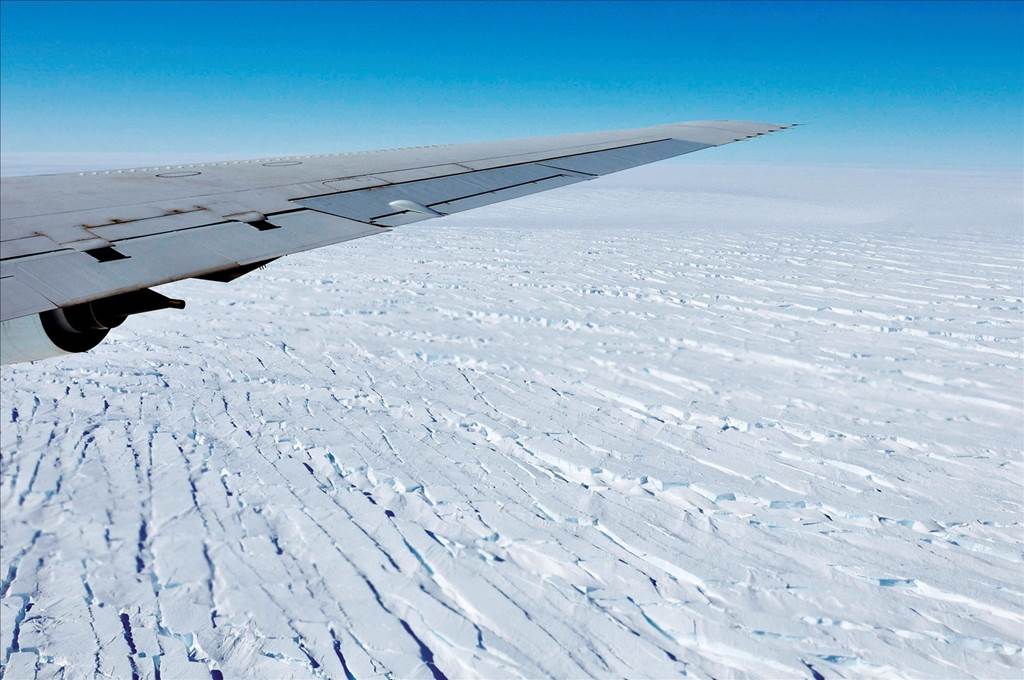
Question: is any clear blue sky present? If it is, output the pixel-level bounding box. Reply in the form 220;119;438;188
1;1;1021;168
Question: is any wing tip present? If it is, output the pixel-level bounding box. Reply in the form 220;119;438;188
658;120;801;140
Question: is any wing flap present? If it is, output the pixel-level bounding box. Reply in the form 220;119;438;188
293;138;708;227
2;244;235;311
0;276;57;319
237;210;386;263
296;163;583;225
424;175;580;221
0;210;387;313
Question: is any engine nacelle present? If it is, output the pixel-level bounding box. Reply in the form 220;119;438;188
0;289;184;365
1;311;107;364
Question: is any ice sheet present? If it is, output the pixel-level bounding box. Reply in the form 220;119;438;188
2;169;1022;679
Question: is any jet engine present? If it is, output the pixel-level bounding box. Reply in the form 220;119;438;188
0;289;184;365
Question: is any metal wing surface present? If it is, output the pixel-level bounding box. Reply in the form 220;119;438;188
0;120;792;322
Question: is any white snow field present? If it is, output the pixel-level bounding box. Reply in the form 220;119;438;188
1;164;1022;679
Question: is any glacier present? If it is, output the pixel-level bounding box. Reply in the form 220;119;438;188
1;163;1022;679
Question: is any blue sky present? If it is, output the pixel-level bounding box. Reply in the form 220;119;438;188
1;1;1021;168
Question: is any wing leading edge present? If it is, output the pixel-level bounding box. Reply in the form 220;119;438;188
0;120;793;326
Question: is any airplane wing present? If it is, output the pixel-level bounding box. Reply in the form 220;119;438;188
0;120;792;363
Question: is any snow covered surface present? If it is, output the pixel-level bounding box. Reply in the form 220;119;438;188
2;164;1022;679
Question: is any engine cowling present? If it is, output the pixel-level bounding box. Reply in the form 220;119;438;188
1;311;106;364
0;289;184;365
